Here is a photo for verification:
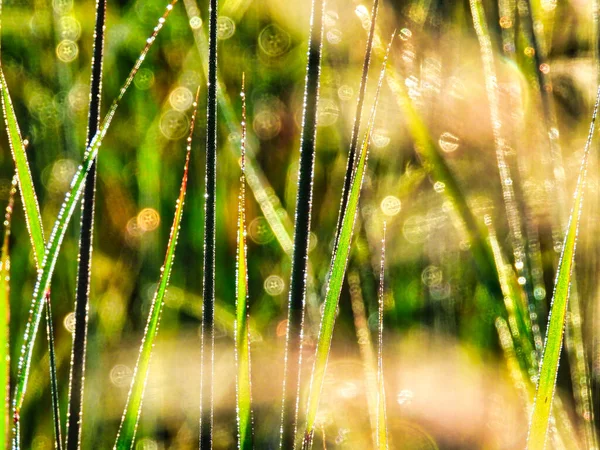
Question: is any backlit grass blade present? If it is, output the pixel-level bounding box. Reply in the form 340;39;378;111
44;291;62;450
376;223;387;450
235;75;253;450
470;0;543;356
200;0;218;445
0;77;44;268
0;175;16;449
0;118;63;448
302;34;393;449
526;84;600;450
279;0;325;446
66;0;106;447
114;88;199;450
10;2;178;441
334;0;378;250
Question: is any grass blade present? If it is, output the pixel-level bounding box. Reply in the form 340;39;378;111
0;96;64;448
334;0;378;250
44;291;62;450
0;175;16;449
235;75;253;450
0;77;44;268
279;0;325;446
200;0;218;445
114;88;199;450
347;268;378;445
183;0;295;256
376;223;387;450
10;2;177;441
302;34;393;449
526;84;600;450
66;0;106;447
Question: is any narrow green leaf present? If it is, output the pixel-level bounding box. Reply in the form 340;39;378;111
10;2;178;441
235;76;253;450
334;0;378;250
302;34;393;449
526;85;600;450
0;175;16;449
200;0;218;445
279;0;325;446
0;94;64;447
114;88;199;450
0;76;44;268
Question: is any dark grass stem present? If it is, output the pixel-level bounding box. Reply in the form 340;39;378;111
200;0;218;446
66;0;106;447
279;0;326;447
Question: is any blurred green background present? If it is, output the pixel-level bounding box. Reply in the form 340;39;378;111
1;0;599;448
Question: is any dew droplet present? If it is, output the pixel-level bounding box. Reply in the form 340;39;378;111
438;132;460;153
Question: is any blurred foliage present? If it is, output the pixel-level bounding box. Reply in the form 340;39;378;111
1;0;599;448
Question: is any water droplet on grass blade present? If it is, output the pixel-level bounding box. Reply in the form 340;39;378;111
438;131;460;153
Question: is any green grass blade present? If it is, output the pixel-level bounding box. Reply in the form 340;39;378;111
0;99;63;448
235;76;253;450
279;0;325;446
0;175;16;449
376;223;388;450
10;2;177;440
334;0;378;250
0;76;44;268
114;88;199;450
526;84;600;450
302;34;393;449
200;0;218;445
66;0;106;447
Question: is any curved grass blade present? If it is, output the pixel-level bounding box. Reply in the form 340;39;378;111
279;0;326;446
376;223;387;450
302;34;394;449
334;0;378;250
526;84;600;450
114;88;199;450
0;175;16;449
11;2;178;441
44;291;62;450
235;76;253;450
200;0;218;445
66;0;106;447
